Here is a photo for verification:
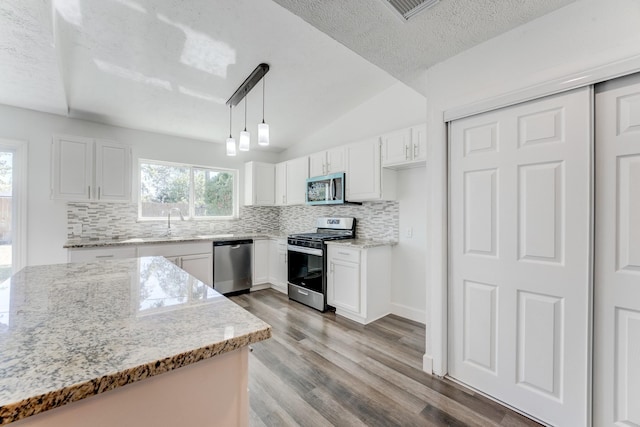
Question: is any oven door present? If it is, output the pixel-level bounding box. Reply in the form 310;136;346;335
287;245;324;293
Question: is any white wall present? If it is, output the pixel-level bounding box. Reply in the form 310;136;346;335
392;167;427;323
280;81;427;159
0;104;280;266
280;81;428;323
423;0;640;374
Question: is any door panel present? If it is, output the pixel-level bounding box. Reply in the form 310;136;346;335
595;73;640;427
463;280;497;373
450;87;591;426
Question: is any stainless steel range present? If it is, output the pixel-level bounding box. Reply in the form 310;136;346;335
287;217;356;311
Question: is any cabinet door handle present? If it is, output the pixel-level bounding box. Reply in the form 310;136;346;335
98;187;101;199
405;144;410;160
95;255;114;259
413;144;419;158
297;289;309;296
330;262;334;273
338;251;351;256
88;186;91;198
326;162;330;173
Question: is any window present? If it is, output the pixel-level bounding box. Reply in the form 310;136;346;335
139;160;237;219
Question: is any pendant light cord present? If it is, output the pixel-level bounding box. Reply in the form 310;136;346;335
262;78;266;124
229;105;232;137
244;97;247;132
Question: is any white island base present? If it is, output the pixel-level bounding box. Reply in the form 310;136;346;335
13;347;249;427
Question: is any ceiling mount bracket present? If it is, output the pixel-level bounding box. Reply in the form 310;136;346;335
226;63;270;107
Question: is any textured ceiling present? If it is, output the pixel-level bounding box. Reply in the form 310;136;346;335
0;0;577;150
270;0;577;93
0;0;395;151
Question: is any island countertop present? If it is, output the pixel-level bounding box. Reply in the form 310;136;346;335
0;257;271;425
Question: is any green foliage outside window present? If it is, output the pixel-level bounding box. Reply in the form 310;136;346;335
140;161;236;218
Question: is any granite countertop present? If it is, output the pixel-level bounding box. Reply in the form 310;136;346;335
0;257;271;425
324;239;397;249
64;232;289;249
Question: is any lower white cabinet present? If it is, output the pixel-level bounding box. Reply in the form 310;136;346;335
268;238;287;293
326;244;391;324
68;246;137;262
138;242;213;286
253;239;270;286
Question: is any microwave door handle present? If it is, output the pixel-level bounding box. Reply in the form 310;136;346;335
329;178;334;200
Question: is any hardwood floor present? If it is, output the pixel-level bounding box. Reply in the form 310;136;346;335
230;289;541;427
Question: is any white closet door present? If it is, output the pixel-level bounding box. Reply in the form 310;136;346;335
594;74;640;427
449;87;591;426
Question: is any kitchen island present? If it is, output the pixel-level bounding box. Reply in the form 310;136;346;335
0;257;271;426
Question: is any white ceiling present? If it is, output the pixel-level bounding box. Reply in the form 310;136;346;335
0;0;576;151
271;0;577;92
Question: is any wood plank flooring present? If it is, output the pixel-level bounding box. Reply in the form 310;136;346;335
230;289;541;427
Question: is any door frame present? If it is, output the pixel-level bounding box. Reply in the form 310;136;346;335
0;138;27;273
426;54;640;377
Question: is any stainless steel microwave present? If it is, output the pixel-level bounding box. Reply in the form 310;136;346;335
305;172;345;205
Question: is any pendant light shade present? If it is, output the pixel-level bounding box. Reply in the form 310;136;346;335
258;123;269;146
226;105;237;156
239;98;250;151
258;77;269;146
226;136;237;156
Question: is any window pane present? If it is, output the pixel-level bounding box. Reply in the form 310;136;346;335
140;163;190;218
194;168;234;217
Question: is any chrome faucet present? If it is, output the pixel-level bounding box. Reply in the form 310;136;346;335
164;208;185;236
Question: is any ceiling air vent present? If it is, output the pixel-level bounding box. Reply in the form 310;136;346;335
382;0;441;21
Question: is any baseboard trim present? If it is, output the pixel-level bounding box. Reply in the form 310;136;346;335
423;354;433;374
390;302;426;324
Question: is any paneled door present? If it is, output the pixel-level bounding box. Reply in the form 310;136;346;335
594;73;640;426
449;87;591;426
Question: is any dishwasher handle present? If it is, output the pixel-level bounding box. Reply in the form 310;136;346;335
213;239;253;246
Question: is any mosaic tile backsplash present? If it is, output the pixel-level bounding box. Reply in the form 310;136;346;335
67;201;399;242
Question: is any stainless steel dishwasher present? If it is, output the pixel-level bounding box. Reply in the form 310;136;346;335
213;239;253;295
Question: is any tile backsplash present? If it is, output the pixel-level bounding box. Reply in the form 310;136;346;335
67;201;399;242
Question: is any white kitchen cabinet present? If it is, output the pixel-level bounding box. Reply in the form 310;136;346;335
326;244;391;325
381;124;427;168
52;135;132;202
95;140;132;201
244;162;275;206
274;157;309;205
179;253;213;286
274;162;286;206
285;156;309;205
68;246;137;263
345;138;396;202
268;238;287;293
138;242;213;286
309;147;346;177
252;239;270;286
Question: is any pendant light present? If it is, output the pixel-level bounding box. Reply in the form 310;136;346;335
258;76;269;146
238;97;250;151
225;63;269;155
226;105;237;156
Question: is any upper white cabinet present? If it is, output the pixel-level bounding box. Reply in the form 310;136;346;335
95;140;132;201
275;156;309;206
51;135;94;201
52;135;132;202
244;161;275;206
286;156;309;205
345;138;396;202
381;124;426;169
309;147;346;177
275;162;286;206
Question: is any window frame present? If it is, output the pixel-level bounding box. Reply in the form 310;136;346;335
137;159;239;221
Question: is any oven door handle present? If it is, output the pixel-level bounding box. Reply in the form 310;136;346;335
287;245;323;257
